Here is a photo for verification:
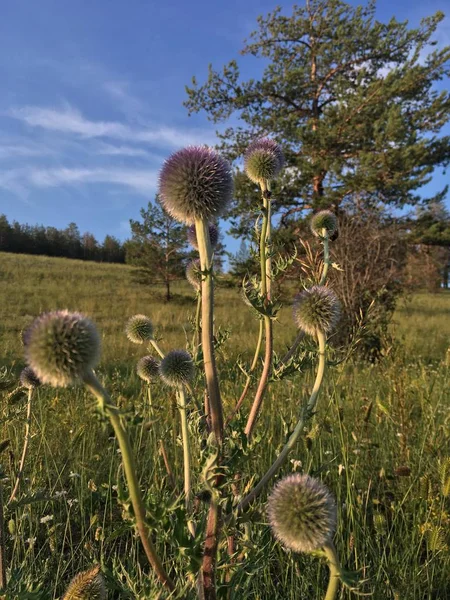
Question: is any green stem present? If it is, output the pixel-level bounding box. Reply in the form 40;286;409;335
194;293;202;359
323;542;341;600
177;385;195;537
150;339;165;359
319;232;330;286
226;318;264;426
9;388;33;505
231;330;326;518
83;371;175;593
245;182;273;439
195;218;223;444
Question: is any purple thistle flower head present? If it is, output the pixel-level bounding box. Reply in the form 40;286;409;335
244;138;284;184
158;146;233;225
267;473;337;553
187;223;219;250
24;310;100;388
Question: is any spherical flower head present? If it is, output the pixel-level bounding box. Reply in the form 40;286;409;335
187;223;219;250
63;565;106;600
158;146;233;225
137;355;160;383
311;210;338;238
126;315;154;344
186;259;201;292
244;138;284;184
20;367;40;390
293;286;340;337
159;350;195;387
267;473;337;553
24;311;100;388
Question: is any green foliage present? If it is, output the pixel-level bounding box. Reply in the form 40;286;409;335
185;0;450;233
125;195;190;301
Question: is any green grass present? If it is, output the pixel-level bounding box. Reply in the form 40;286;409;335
0;252;449;599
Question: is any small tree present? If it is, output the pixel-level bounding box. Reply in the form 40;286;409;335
126;196;189;301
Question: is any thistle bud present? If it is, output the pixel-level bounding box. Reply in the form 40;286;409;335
24;311;100;387
159;146;233;225
137;356;160;383
186;259;201;292
63;565;106;600
267;473;337;553
311;210;338;238
293;286;340;337
126;315;154;344
187;223;219;250
244;138;284;184
20;367;40;390
159;350;195;387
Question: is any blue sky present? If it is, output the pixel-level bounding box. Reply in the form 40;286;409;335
0;0;448;255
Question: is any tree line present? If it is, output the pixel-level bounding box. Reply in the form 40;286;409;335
0;215;125;263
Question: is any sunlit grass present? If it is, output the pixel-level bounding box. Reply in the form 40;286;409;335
0;252;449;598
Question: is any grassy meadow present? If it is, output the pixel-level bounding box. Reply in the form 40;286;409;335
0;251;449;599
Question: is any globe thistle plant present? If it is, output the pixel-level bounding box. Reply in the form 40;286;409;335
186;259;202;292
23;311;100;387
20;366;40;390
158;146;233;225
159;350;195;387
293;286;340;337
126;315;154;344
187;223;219;250
267;473;337;553
311;210;338;238
244;138;284;184
137;355;160;383
63;565;107;600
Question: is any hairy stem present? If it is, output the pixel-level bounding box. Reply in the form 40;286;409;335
202;500;221;600
177;385;195;537
195;218;223;443
324;542;341;600
231;330;326;519
245;183;273;439
83;371;175;593
9;388;33;505
319;231;330;286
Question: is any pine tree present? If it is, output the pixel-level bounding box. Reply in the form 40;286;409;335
185;0;450;235
125;196;189;301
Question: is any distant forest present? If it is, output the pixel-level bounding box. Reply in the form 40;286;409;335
0;214;125;263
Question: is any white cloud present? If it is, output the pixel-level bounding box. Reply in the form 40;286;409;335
8;105;217;148
96;143;153;157
27;166;158;194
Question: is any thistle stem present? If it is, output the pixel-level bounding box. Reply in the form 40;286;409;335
194;293;202;359
83;371;175;593
177;385;195;537
150;340;165;359
9;388;33;505
323;542;341;600
245;182;273;439
195;218;223;444
319;232;330;286
231;331;326;519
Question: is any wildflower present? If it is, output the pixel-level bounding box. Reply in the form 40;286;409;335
267;473;337;553
159;350;195;387
293;286;340;336
187;223;219;250
137;355;160;383
24;311;100;387
311;210;338;238
244;138;284;184
159;146;233;224
126;315;154;344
